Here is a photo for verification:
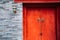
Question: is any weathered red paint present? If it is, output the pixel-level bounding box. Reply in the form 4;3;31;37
14;0;60;3
23;4;57;40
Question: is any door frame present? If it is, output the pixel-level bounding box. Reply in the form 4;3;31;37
23;3;60;40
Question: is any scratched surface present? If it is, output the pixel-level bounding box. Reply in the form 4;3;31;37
0;0;23;40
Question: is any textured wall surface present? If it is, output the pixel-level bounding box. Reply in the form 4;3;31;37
0;0;23;40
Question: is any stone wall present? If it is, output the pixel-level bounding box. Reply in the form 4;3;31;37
0;1;23;40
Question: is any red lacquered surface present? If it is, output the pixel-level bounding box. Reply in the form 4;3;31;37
23;4;56;40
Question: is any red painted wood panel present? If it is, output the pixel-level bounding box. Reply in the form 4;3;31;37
41;8;56;40
23;6;56;40
57;6;60;40
14;0;60;3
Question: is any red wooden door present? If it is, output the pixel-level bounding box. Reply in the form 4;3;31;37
23;7;56;40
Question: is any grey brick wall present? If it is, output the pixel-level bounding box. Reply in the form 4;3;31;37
0;1;23;40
